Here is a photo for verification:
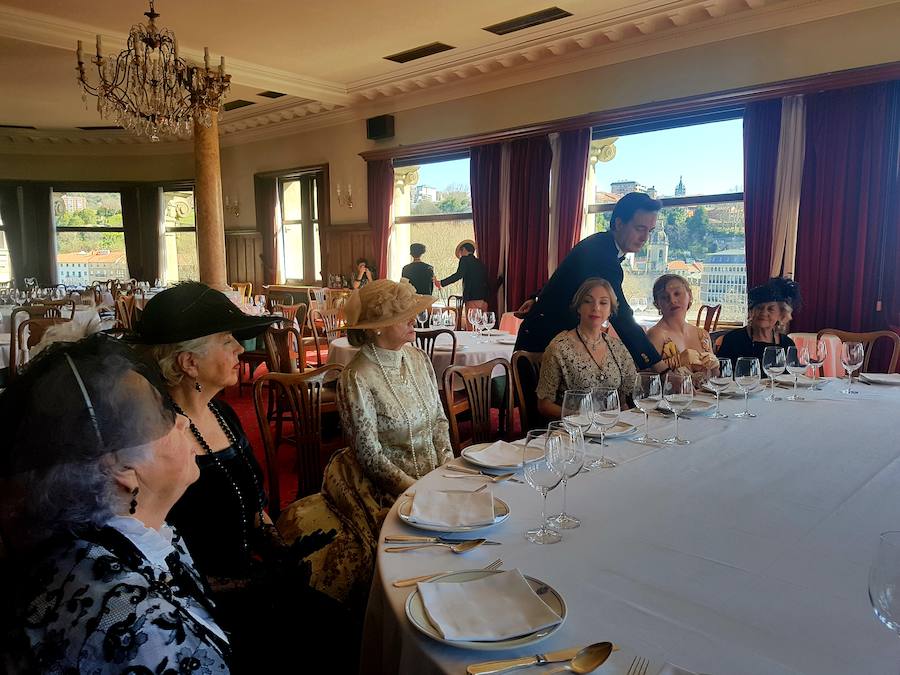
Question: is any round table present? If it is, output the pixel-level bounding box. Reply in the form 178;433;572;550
362;379;900;674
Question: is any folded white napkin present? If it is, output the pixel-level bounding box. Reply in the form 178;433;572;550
467;440;542;467
418;569;561;641
861;373;900;385
409;489;495;528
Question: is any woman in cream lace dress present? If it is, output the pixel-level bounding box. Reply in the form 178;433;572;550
277;279;453;607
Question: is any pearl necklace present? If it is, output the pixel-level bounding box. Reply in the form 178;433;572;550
368;343;434;479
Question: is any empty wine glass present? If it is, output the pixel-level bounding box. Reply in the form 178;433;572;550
762;346;786;402
785;346;809;401
546;422;584;529
523;429;563;545
632;372;661;445
841;341;864;395
482;311;496;337
734;357;760;418
707;358;733;419
561;389;593;437
467;307;482;332
663;372;693;445
589;387;620;468
807;338;827;390
869;531;900;638
442;309;454;329
430;309;443;328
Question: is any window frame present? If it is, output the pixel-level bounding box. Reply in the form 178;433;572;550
393;151;473;224
161;182;199;283
277;171;321;283
52;189;129;284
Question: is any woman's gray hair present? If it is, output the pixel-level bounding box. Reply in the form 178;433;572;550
749;301;793;334
140;335;215;387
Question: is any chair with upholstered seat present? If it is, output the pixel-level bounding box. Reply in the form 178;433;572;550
817;328;900;374
511;350;544;433
442;357;512;455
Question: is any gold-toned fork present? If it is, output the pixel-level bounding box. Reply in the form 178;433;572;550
391;557;502;588
627;655;649;675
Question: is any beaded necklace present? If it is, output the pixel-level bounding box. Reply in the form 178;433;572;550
368;343;434;479
172;400;264;561
575;330;625;384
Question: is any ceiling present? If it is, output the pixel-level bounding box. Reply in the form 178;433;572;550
0;0;892;142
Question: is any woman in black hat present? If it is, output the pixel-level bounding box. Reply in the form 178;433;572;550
717;277;801;369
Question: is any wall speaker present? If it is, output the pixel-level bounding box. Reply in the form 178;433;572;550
366;114;395;140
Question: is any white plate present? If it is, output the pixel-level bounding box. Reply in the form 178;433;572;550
703;381;764;397
405;570;566;650
433;344;467;352
584;420;637;438
496;336;518;345
482;329;507;336
397;495;510;533
775;373;816;387
861;373;900;386
462;442;543;469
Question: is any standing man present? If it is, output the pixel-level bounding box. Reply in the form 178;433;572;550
435;240;490;327
515;192;665;371
401;243;434;295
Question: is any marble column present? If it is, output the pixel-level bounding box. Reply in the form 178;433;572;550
193;111;228;288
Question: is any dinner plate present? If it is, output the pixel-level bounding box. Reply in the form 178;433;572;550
775;373;816;387
397;495;510;532
657;398;715;414
433;344;468;351
584;420;637;438
405;570;566;650
496;336;518;345
461;441;543;469
482;329;507;336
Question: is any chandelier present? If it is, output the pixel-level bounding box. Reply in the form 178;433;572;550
75;1;231;141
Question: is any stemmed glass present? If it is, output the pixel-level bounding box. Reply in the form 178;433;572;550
561;389;593;437
416;309;429;329
467;307;482;334
707;358;733;419
663;372;693;445
546;422;584;529
762;346;786;402
442;310;454;329
430;309;443;328
869;532;900;638
785;346;810;401
734;357;760;418
841;341;864;395
482;311;496;339
523;430;563;545
807;338;827;390
632;373;661;445
589;387;620;468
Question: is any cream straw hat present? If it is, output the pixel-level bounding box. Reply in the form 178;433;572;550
344;278;435;330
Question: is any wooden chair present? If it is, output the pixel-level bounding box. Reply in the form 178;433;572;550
44;298;76;319
266;293;294;313
10;317;69;378
253;365;343;518
274;303;307;333
305;308;345;367
447;295;464;330
817;329;900;374
415;328;457;362
710;329;729;354
264;326;304;375
231;282;253;300
115;294;136;330
511;350;544;433
442;357;512;455
695;304;722;332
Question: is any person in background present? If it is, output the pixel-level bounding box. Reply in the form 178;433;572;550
401;242;434;295
352;258;375;289
435;240;490;328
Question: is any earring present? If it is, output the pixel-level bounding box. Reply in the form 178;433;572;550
194;381;202;392
129;487;139;515
376;330;382;336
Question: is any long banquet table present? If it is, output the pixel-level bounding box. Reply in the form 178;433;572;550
362;379;900;675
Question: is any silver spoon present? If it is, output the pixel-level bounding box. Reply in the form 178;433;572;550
383;538;486;554
547;642;614;674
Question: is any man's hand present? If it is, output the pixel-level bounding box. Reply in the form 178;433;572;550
433;277;442;289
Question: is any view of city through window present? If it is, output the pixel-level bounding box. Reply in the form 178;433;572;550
53;191;129;285
163;189;199;283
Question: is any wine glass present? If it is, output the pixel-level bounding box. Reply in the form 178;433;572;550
807;338;827;390
546;422;584;529
663;372;693;445
841;341;864;395
442;309;454;329
561;389;593;436
416;309;429;329
869;532;900;637
589;387;620;468
734;357;761;418
762;346;786;402
467;307;482;332
707;358;733;419
430;309;443;328
523;429;563;545
785;346;809;401
632;373;661;445
482;311;496;337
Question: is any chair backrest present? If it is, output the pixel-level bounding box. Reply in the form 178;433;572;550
274;302;306;329
325;288;349;312
266;293;294;313
709;329;728;354
695;304;722;332
10;317;69;378
442;357;512;453
115;294;136;330
511;350;543;433
499;312;523;335
43;298;76;319
447;295;464;331
788;332;842;377
312;308;345;342
415;328;457;363
263;325;304;374
231;282;253;299
817;328;900;374
253;364;343;517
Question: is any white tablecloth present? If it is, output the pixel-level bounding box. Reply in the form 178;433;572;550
363;380;900;675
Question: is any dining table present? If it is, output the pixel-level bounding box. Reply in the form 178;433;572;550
362;377;900;675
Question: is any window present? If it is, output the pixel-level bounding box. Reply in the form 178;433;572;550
163;189;199;283
0;210;10;283
53;191;128;285
278;172;322;283
584;118;746;323
391;155;474;286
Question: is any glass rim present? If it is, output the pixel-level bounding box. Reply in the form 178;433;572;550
879;531;900;540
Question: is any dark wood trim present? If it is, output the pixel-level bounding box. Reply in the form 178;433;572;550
254;163;328;180
394;212;474;224
56;226;125;233
0;179;194;190
586;192;744;212
225;229;261;236
360;61;900;162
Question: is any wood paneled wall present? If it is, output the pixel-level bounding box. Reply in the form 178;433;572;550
322;223;374;280
225;230;265;291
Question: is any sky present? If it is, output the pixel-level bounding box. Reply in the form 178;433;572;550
415;118;744;197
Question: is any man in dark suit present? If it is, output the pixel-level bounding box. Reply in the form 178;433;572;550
515;192;665;371
435;240;490;327
401;242;434;295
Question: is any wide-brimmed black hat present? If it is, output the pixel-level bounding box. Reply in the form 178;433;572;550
131;281;280;344
747;277;802;311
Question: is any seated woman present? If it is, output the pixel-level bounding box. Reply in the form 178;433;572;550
277;279;452;606
0;334;231;672
646;274;718;383
132;281;344;671
537;277;638;419
718;277;800;370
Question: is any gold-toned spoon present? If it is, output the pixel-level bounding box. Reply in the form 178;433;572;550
384;538;486;554
547;642;614;674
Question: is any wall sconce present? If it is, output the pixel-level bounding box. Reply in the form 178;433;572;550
224;195;240;219
336;183;353;209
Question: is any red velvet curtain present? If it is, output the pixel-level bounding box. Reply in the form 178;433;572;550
555;128;591;265
793;81;900;337
743;99;782;289
506;136;552;309
470;144;502;311
366;159;394;279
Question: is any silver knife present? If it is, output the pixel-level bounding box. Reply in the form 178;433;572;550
384;535;501;545
466;646;582;674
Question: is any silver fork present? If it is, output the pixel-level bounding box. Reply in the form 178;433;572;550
391;557;502;588
627;656;649;675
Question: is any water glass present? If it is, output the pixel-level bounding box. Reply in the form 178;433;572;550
663;372;693;445
546;422;584;529
734;357;760;418
841;341;864;395
785;346;809;401
523;430;563;545
632;372;661;444
869;531;900;637
707;358;733;419
561;389;593;436
807;338;827;390
589;387;620;468
442;310;454;328
762;346;786;402
482;311;496;336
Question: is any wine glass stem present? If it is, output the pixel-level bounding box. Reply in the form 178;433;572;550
743;391;749;414
644;410;650;438
561;479;568;515
715;391;720;416
540;490;549;529
674;413;679;441
793;377;798;398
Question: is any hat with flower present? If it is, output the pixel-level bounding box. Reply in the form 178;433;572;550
344;278;435;330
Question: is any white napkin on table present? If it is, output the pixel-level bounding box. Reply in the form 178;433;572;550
466;440;542;467
409;489;495;528
417;568;561;641
861;373;900;385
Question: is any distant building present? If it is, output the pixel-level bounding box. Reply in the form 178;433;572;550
57;250;129;286
667;260;704;284
700;248;747;322
60;193;87;212
411;185;439;205
675;176;686;197
610;180;649;195
594;190;620;205
642;219;669;272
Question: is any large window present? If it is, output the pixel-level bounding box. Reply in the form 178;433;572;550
278;172;322;283
53;191;128;285
163;189;199;283
0;210;10;284
391;155;474;286
584;118;746;323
